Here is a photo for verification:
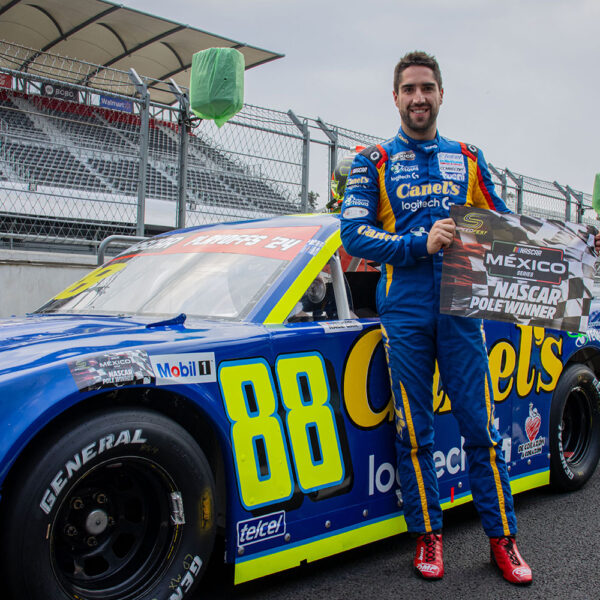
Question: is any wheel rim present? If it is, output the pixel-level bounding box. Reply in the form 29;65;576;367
561;385;592;467
51;457;178;600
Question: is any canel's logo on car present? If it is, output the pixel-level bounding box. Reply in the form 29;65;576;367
150;353;216;385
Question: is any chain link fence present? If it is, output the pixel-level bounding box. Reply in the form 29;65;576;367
0;41;596;255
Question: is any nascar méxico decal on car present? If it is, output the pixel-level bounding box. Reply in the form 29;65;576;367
68;350;155;391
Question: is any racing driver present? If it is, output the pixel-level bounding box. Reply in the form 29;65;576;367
340;51;533;585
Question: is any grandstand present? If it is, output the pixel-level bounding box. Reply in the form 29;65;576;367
0;0;298;252
0;88;295;207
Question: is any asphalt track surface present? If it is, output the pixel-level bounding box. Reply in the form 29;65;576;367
199;468;600;600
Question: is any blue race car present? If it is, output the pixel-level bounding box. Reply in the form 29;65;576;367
0;213;599;600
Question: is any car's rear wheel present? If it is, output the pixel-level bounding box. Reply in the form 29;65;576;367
550;364;600;491
1;407;216;600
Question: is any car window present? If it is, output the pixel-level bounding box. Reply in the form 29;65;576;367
38;252;286;320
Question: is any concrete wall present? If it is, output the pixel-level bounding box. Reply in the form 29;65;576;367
0;249;96;318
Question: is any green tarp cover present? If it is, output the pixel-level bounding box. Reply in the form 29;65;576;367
190;47;244;127
593;173;600;215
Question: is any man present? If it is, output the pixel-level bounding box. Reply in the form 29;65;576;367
339;51;533;585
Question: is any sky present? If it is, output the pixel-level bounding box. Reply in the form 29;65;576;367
123;0;600;201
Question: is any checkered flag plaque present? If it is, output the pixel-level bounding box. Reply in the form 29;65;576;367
440;206;598;332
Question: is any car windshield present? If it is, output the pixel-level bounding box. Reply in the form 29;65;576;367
35;226;313;320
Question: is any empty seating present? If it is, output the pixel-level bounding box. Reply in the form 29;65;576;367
0;89;295;219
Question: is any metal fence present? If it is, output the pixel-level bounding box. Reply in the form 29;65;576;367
0;40;596;255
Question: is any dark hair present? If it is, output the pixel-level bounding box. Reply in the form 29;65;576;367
393;51;443;93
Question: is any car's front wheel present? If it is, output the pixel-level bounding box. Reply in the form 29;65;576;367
549;364;600;491
1;407;216;600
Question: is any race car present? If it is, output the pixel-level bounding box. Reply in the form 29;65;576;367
0;213;599;600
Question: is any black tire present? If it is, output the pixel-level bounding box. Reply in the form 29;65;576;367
1;407;216;600
550;364;600;491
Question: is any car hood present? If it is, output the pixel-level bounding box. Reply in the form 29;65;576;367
0;313;268;377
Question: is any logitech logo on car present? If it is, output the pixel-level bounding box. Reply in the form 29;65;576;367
237;510;286;546
150;352;216;385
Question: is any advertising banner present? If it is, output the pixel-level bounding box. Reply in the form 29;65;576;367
99;94;133;113
40;82;78;102
0;73;12;89
440;205;598;332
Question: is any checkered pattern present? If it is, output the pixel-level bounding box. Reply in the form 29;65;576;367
441;206;598;332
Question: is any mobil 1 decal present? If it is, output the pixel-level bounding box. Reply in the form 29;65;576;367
440;206;598;332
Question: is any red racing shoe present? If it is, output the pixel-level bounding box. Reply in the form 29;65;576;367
490;535;532;585
413;533;444;580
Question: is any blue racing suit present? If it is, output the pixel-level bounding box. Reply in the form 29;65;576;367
340;127;517;537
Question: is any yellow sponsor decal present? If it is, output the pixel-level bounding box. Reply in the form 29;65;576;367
343;328;393;428
488;325;563;403
54;263;126;300
344;325;563;428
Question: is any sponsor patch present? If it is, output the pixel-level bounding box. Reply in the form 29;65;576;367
150;352;216;384
350;166;368;175
391;163;419;174
391;173;415;182
343;206;369;219
346;176;369;187
438;152;466;182
391;150;415;162
237;511;286;547
344;195;370;208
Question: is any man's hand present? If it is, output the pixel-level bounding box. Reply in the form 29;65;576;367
595;232;600;254
427;218;456;254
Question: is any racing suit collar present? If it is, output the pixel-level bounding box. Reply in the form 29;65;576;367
397;127;440;154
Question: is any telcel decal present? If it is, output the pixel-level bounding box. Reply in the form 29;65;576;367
343;325;563;428
237;510;286;547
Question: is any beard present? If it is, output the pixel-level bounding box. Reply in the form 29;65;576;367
401;103;439;133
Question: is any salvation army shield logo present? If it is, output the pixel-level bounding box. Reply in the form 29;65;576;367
440;206;597;332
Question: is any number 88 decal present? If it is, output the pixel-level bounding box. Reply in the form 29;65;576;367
219;352;345;510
